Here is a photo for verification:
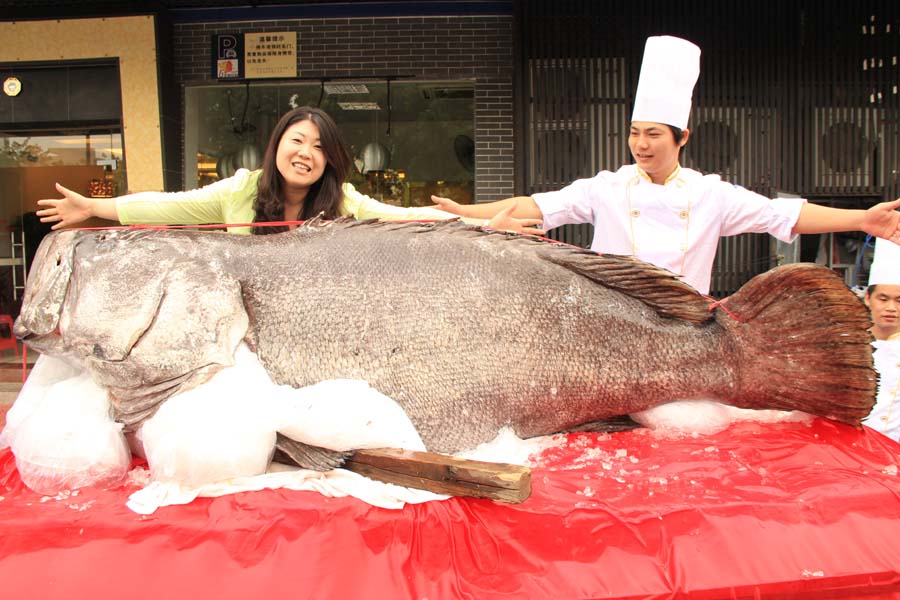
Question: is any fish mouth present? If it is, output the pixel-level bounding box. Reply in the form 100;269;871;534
12;321;30;340
13;324;65;355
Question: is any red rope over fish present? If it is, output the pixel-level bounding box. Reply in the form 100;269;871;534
72;220;305;231
707;296;747;323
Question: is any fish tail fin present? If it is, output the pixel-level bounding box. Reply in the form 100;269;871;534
716;263;876;425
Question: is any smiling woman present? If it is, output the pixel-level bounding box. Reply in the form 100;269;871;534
252;106;347;231
33;105;474;237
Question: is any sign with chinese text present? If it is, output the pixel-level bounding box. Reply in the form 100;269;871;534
244;32;297;79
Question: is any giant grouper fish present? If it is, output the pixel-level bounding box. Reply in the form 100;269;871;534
13;218;877;469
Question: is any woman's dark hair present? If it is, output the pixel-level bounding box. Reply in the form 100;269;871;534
252;106;352;234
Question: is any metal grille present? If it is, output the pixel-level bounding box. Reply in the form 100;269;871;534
525;55;629;248
516;0;900;296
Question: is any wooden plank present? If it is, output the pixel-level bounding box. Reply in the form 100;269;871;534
344;448;532;504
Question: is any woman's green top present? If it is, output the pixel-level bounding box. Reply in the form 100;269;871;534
117;168;459;234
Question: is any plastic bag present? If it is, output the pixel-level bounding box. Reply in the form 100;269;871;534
632;398;811;435
1;354;82;449
140;344;426;490
274;378;425;452
140;345;278;487
5;355;131;495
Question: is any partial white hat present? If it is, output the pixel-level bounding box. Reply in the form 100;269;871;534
631;36;701;130
868;237;900;286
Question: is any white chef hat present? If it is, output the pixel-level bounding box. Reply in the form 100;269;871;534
868;237;900;286
631;36;701;130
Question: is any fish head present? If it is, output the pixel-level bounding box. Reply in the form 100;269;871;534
47;229;250;364
14;230;80;352
18;229;250;426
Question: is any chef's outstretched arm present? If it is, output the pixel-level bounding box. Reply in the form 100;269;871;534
793;198;900;244
36;183;120;229
430;195;545;234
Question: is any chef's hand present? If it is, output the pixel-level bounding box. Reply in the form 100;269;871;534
484;205;546;236
36;183;96;230
864;198;900;246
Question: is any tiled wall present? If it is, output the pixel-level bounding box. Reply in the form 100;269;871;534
171;15;515;202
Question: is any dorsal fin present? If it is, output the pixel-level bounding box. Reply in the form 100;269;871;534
298;213;354;229
539;245;713;324
297;215;452;232
296;218;713;323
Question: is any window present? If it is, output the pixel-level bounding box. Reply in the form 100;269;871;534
0;129;125;210
184;80;475;208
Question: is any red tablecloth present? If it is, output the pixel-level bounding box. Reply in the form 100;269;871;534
2;419;900;599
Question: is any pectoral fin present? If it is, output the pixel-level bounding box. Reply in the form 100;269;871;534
563;414;643;433
273;433;353;471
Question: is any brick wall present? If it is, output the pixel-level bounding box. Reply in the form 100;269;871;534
171;15;514;202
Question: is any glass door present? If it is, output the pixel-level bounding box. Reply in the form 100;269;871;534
0;127;124;314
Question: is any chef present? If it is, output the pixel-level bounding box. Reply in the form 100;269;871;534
431;35;900;295
863;238;900;441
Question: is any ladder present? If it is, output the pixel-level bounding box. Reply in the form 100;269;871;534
9;230;26;301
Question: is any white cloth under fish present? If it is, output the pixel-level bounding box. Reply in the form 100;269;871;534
126;429;562;514
126;463;445;513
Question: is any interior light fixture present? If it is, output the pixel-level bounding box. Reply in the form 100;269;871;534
324;83;370;95
338;101;381;111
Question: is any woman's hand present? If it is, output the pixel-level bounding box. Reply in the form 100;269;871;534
863;198;900;245
430;195;470;217
430;194;545;234
36;183;96;230
485;205;546;236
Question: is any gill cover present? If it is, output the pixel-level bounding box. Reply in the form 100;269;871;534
56;230;250;427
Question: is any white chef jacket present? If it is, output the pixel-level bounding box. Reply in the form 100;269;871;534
533;164;806;294
864;333;900;442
